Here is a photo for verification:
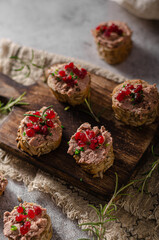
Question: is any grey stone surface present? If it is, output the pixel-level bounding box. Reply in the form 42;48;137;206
0;0;159;239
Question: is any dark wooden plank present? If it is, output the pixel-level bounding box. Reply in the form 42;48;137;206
0;72;158;199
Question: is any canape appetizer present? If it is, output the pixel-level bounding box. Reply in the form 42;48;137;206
92;21;132;64
67;122;114;178
3;202;53;240
17;106;62;156
112;79;159;126
47;62;91;106
0;175;8;196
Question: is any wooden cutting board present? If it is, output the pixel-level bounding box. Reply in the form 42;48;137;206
0;72;158;199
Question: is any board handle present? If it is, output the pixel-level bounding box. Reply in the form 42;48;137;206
0;72;27;99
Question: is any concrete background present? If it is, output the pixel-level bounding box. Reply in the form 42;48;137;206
0;0;159;239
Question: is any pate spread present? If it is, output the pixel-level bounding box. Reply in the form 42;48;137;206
20;107;62;148
3;202;48;239
92;21;132;49
113;82;159;115
47;63;90;97
68;123;112;165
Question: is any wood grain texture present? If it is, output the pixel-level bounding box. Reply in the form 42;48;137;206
0;72;158;199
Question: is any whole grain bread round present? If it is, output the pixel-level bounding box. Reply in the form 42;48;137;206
47;63;91;106
92;21;132;64
112;79;159;126
16;107;62;156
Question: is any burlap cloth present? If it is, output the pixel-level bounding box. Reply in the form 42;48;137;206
0;39;159;240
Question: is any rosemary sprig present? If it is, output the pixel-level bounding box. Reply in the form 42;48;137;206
84;99;100;123
78;146;159;240
10;50;45;78
0;92;29;114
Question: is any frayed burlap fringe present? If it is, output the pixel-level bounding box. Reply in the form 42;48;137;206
0;39;159;240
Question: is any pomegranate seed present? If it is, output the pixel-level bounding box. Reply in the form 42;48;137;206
134;85;142;93
86;130;95;139
16;214;25;222
46;120;54;128
45;110;55;119
41;125;48;135
17;206;24;214
20;225;29;235
125;89;131;96
68;62;74;69
89;143;96;150
27;122;33;127
75;132;81;141
33;124;41;132
80;68;87;79
34;206;42;215
116;91;125;102
97;135;104;144
59;70;66;77
25;221;31;228
96;25;101;31
73;67;80;76
28;209;35;219
78;140;85;147
62;77;67;82
26;128;35;137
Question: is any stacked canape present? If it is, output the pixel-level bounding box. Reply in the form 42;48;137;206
17;106;62;156
112;79;159;126
0;175;8;196
47;62;91;106
3;202;53;240
67;122;114;178
92;21;132;64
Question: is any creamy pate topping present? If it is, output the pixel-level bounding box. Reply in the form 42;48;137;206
3;202;48;239
48;62;90;96
68;123;112;164
92;21;132;49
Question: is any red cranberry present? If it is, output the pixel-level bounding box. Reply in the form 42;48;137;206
125;89;131;96
26;128;35;137
89;143;96;150
16;214;25;222
34;206;42;215
33;124;41;132
29;111;40;122
59;70;66;77
28;209;35;219
65;62;74;69
46;120;54;128
20;225;29;235
73;67;80;76
17;206;24;214
27;122;33;127
80;68;87;79
45;110;55;119
41;125;48;135
97;135;104;144
75;132;81;141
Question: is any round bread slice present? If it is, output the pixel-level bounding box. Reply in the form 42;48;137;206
16;106;62;156
47;62;91;106
0;175;8;196
92;21;132;64
3;202;53;240
112;79;159;126
67;122;114;178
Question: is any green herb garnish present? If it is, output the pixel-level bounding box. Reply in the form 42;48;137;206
0;92;29;114
64;106;70;111
75;149;80;155
23;132;26;136
61;125;64;129
80;147;84;152
80;178;83;182
11;225;17;231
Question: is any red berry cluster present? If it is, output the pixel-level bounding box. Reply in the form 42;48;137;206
74;129;104;150
15;205;42;235
116;84;143;103
53;62;87;87
24;109;55;138
96;23;123;37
